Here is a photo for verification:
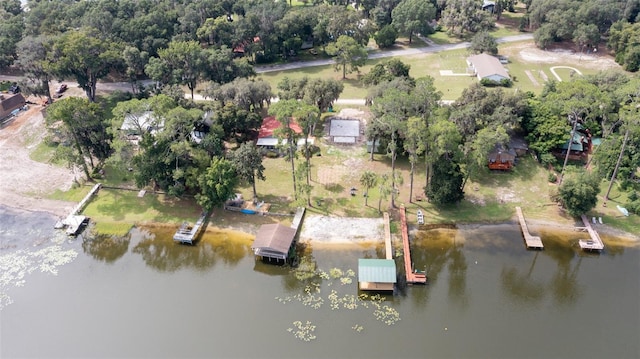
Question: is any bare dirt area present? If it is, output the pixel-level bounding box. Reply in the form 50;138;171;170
505;42;620;70
299;215;384;244
0;102;76;217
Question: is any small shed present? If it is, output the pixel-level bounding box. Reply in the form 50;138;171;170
467;53;510;82
358;258;397;291
252;223;298;263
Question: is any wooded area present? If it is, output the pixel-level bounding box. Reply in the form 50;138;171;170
1;0;639;216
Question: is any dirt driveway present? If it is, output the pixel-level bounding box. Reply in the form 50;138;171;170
0;103;76;217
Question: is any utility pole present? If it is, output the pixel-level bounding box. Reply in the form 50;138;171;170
605;128;630;201
558;114;579;186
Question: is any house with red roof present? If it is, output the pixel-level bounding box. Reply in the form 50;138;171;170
256;116;313;149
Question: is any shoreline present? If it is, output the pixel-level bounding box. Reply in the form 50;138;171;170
2;200;638;245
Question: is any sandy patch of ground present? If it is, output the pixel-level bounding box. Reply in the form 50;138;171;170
299;215;384;244
0;103;76;217
506;43;619;70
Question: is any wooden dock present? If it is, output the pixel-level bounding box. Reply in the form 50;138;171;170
383;212;392;260
56;183;101;236
173;212;208;245
291;207;306;231
515;207;544;249
578;214;604;251
399;207;427;284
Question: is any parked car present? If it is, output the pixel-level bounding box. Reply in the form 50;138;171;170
55;84;68;94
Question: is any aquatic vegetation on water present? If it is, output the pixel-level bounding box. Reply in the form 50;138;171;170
329;268;343;278
0;245;78;310
279;265;401;340
287;321;317;341
294;257;317;281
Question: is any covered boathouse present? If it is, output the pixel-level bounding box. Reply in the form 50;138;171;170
251;223;298;263
358;258;397;292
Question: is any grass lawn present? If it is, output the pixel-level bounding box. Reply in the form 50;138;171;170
259;39;610;102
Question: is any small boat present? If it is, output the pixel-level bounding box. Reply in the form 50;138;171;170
617;205;629;217
240;209;257;215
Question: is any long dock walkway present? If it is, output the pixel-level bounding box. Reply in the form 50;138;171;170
291;207;306;231
383;212;392;260
515;207;544;249
400;207;427;284
578;215;604;251
56;182;101;235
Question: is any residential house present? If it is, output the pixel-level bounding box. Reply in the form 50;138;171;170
256;116;313;150
0;93;26;120
488;148;516;170
553;124;592;162
467;53;510;82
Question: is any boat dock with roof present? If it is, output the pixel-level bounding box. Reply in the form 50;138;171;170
251;207;305;264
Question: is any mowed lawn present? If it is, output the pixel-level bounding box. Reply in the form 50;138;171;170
259;40;613;102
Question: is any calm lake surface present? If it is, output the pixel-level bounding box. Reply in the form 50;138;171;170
1;205;639;359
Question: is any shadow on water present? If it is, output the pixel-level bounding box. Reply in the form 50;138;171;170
127;225;253;272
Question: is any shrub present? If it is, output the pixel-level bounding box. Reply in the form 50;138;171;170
374;25;398;49
548;172;558;183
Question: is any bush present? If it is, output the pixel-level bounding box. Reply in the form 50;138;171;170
479;78;513;87
548;172;558;183
628;191;639;201
626;200;640;214
374;25;398;49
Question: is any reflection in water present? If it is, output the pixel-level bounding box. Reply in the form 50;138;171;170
412;228;469;307
131;225;253;272
82;234;130;263
501;252;546;304
447;244;468;309
2;215;639;358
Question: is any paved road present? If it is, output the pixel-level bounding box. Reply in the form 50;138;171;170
0;33;534;103
254;34;533;73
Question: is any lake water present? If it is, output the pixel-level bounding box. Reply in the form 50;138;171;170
1;205;639;359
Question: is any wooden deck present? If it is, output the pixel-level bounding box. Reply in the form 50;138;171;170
383;212;392;260
578;215;604;251
400;207;427;284
515;207;544;249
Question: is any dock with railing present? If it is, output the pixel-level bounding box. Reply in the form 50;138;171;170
400;207;427;284
173;211;208;245
578;215;604;251
515;207;544;249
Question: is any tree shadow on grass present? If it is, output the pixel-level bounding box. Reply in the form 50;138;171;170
324;183;344;193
